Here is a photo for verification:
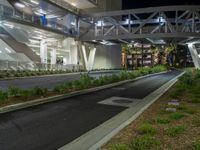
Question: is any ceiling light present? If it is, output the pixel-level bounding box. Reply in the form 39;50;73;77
15;2;25;8
71;3;77;7
3;23;14;29
5;48;11;53
30;0;39;5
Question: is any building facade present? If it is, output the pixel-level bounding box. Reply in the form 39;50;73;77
0;0;122;71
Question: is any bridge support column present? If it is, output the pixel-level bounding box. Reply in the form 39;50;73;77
80;44;96;71
40;40;48;64
188;43;200;69
50;49;56;65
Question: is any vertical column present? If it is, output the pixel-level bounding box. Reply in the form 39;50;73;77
51;49;56;65
81;45;96;71
188;43;200;69
88;47;96;71
40;40;48;64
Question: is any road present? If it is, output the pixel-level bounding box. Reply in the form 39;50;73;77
0;71;120;90
0;70;181;150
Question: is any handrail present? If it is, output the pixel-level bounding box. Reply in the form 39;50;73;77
0;4;78;36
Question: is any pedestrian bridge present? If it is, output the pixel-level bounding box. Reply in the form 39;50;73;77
79;5;200;45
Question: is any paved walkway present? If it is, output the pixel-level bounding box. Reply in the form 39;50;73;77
0;70;181;150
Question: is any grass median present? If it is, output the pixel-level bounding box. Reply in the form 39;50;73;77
0;65;166;108
101;68;200;150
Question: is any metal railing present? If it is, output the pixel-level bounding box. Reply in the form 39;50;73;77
0;4;78;36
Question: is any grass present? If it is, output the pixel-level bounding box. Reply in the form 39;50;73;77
165;125;186;137
109;144;128;150
102;68;200;150
168;112;186;120
138;123;157;135
157;117;171;124
177;105;198;114
130;135;160;150
192;116;200;127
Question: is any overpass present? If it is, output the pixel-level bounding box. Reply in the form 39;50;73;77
79;5;200;44
0;3;200;69
78;5;200;68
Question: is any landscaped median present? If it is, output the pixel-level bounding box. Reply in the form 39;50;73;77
101;68;200;150
0;65;167;111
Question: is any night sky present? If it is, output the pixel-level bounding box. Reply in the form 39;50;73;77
122;0;200;9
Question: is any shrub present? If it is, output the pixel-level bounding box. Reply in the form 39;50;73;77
193;139;200;150
130;135;160;150
179;71;195;86
8;86;22;97
109;144;128;150
138;123;157;135
32;87;48;97
165;125;186;137
0;90;8;101
20;89;32;100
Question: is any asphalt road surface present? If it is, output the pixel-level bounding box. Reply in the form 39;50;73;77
0;70;182;150
0;71;120;90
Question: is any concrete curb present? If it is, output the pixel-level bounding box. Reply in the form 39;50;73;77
0;71;168;114
59;71;185;150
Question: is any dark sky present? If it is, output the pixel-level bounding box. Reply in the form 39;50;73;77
122;0;200;9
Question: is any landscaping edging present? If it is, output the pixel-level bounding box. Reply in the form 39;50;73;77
0;71;168;114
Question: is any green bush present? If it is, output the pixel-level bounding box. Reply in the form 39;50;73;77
8;86;22;97
32;87;48;97
193;139;200;150
109;144;129;150
138;123;157;135
0;90;8;101
130;135;160;150
20;89;32;100
165;125;186;137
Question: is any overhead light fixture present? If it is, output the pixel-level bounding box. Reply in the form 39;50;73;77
5;48;12;53
15;2;25;8
0;50;2;53
3;23;14;29
71;22;76;26
30;0;39;5
71;3;77;7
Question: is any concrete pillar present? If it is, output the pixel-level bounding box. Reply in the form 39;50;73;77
50;49;56;65
81;45;96;71
40;40;48;63
188;43;200;69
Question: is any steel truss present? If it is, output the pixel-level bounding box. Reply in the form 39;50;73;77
79;5;200;44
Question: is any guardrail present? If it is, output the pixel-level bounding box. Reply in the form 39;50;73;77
0;4;78;36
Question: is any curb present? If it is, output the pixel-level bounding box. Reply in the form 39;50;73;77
0;71;168;114
59;71;185;150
